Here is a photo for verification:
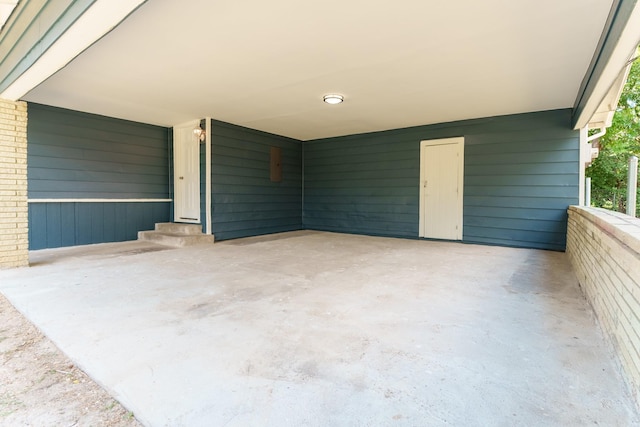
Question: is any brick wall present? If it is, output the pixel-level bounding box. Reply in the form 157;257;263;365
567;206;640;405
0;98;28;268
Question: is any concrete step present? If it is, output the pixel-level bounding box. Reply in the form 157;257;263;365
138;230;214;247
154;222;204;235
138;222;214;247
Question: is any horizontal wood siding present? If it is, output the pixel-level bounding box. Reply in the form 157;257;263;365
304;139;417;238
28;103;169;199
304;109;579;250
210;120;302;240
27;103;171;249
28;202;170;250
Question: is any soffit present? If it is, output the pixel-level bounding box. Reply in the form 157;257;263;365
21;0;614;140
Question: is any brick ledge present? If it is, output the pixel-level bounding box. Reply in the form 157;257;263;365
568;206;640;256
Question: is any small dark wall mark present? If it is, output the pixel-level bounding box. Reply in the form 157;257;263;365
271;147;283;182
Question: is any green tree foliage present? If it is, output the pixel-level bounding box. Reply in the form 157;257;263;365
586;51;640;212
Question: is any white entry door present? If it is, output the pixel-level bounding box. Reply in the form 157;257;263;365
419;137;464;240
173;121;201;223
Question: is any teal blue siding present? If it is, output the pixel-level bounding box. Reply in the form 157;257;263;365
168;129;175;223
26;105;577;251
28;202;169;250
28;104;169;199
209;120;302;240
27;103;170;249
304;109;579;251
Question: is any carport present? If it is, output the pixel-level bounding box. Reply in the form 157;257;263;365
2;1;640;425
0;231;638;425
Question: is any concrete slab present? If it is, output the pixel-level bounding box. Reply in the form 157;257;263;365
0;231;638;426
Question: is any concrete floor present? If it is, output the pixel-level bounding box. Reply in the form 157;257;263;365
0;231;638;426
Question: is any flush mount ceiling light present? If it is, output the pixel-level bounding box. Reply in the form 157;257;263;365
323;94;344;105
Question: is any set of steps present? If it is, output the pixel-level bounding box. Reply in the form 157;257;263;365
138;223;214;247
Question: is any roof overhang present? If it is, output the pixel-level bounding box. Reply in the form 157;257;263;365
0;0;145;99
573;0;640;131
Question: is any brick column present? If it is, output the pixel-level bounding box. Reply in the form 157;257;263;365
0;98;28;268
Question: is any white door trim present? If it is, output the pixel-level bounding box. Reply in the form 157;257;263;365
173;120;201;224
419;137;464;240
204;117;212;235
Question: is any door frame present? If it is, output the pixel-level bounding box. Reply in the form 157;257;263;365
419;137;464;240
173;120;201;224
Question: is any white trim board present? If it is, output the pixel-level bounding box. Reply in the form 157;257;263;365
205;117;212;235
28;198;172;203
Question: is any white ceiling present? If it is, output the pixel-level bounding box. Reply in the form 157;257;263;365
22;0;614;140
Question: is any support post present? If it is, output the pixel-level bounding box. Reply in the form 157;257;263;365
0;99;28;268
585;177;591;207
205;117;212;235
628;156;638;217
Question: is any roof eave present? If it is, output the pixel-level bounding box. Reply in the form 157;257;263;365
572;0;640;130
0;0;146;101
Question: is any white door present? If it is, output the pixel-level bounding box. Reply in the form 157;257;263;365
419;137;464;240
173;121;201;223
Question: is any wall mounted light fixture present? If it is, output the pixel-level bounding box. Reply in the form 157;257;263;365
193;126;206;142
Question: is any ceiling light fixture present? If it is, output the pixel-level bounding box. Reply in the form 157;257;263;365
323;94;344;105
